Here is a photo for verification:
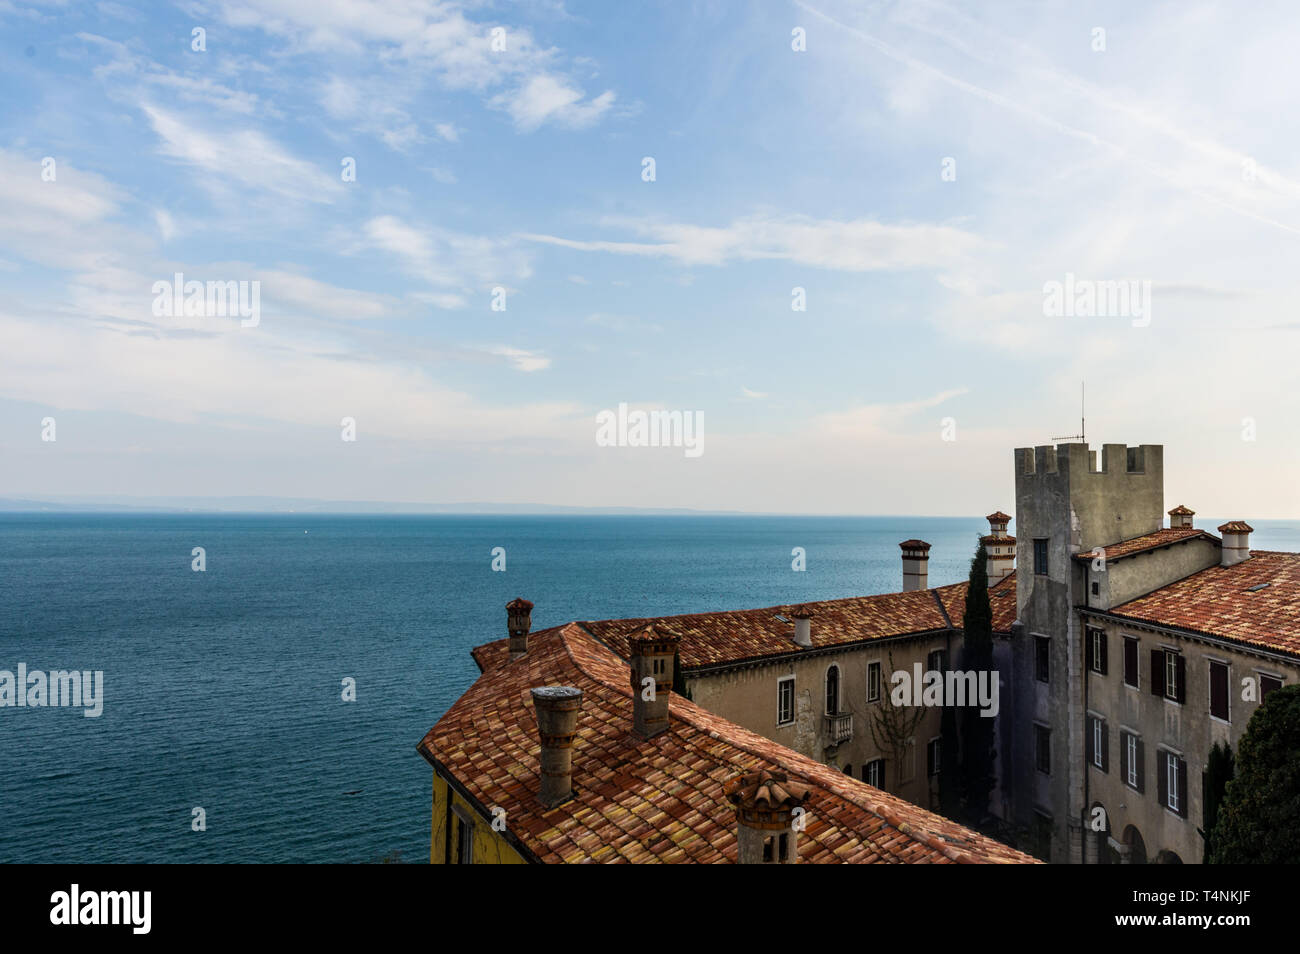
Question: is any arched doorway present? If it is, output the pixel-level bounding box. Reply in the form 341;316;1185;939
1122;825;1147;865
1155;849;1183;864
1088;802;1114;864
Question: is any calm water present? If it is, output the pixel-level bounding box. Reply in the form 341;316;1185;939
2;513;1296;863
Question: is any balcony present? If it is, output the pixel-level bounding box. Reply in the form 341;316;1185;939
823;711;852;745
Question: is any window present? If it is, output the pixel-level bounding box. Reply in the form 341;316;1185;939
1033;538;1049;575
864;758;885;788
844;763;853;775
1159;751;1188;818
1261;675;1283;700
1034;636;1050;683
1122;731;1144;792
1150;649;1186;703
1091;580;1099;596
1087;716;1108;772
1032;811;1053;861
927;649;946;673
1209;661;1229;721
777;677;794;726
825;665;840;715
456;815;474;864
1034;724;1051;774
1087;627;1108;675
1123;637;1139;688
927;738;942;777
867;661;881;703
762;832;791;863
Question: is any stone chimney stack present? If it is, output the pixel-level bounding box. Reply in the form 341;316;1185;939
628;626;680;739
507;597;534;660
1169;505;1195;529
1218;521;1253;567
899;539;931;592
791;604;814;648
725;769;811;864
982;511;1016;584
530;686;583;807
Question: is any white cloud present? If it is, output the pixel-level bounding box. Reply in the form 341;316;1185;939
523;214;985;270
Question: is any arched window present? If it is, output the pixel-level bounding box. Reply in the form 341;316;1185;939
826;665;840;715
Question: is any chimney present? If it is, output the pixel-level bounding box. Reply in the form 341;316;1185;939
1169;505;1195;529
1217;522;1254;567
725;769;811;864
983;511;1016;584
628;626;680;739
899;539;931;592
791;604;815;648
530;686;583;807
507;597;534;660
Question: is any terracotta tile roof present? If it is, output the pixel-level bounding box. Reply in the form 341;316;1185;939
419;623;1038;864
986;511;1012;522
1168;505;1195;516
1105;551;1300;658
581;589;953;670
898;539;932;551
980;533;1016;545
934;571;1018;634
1070;527;1216;563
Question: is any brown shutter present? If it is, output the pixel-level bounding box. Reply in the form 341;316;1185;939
1099;633;1108;675
1175;654;1187;704
1210;663;1228;720
1125;638;1138;687
1157;750;1167;806
1135;738;1145;793
1101;722;1109;773
1151;650;1165;696
1177;758;1189;818
1086;718;1095;764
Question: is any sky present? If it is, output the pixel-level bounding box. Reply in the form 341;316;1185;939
1;0;1298;516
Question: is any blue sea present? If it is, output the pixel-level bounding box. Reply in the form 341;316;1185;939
2;513;1297;863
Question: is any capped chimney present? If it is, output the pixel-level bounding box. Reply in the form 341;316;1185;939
791;604;815;648
1218;521;1254;567
530;686;583;807
725;768;811;864
1168;505;1195;529
982;511;1016;584
899;539;931;592
628;626;680;739
507;597;534;660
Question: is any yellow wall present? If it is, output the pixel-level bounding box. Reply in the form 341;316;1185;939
431;771;528;865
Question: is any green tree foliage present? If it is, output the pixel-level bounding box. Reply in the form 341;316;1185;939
1201;741;1234;863
960;540;997;824
1208;685;1300;863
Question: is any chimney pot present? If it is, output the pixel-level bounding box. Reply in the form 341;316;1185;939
507;597;534;659
725;769;811;864
530;686;583;807
791;604;815;648
899;539;931;592
1168;505;1195;529
982;511;1016;584
1217;521;1254;567
627;626;680;739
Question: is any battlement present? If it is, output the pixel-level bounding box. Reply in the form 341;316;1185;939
1015;443;1163;479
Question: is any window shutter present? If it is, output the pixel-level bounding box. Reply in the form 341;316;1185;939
1210;663;1228;720
1086;718;1095;764
1099;634;1108;675
1177;758;1189;818
1151;651;1165;697
1086;633;1094;671
1157;751;1167;806
1135;738;1145;793
1175;654;1187;704
1101;723;1109;773
881;760;886;791
1125;638;1138;687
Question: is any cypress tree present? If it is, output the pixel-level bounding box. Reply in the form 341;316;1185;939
1208;685;1300;863
960;539;997;825
1201;741;1234;863
938;696;962;819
